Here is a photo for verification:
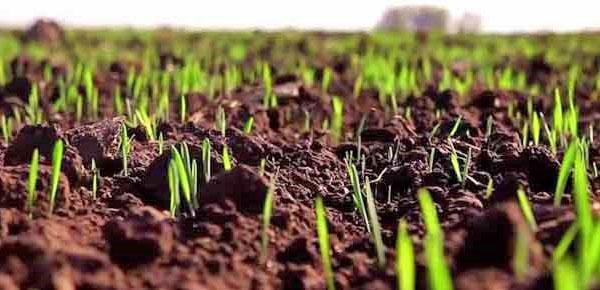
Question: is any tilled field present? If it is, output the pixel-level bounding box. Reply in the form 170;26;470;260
0;23;598;290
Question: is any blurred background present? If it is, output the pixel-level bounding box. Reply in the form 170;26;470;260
3;0;600;33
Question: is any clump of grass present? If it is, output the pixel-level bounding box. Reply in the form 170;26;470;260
136;109;156;141
27;148;40;214
417;188;453;290
48;140;64;214
260;178;276;264
315;195;336;290
396;220;415;290
170;143;198;216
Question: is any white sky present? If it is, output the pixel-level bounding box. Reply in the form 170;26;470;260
2;0;600;32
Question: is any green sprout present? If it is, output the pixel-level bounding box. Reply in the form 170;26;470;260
262;63;273;108
448;116;462;137
243;116;254;134
170;144;197;216
1;115;12;143
364;178;385;268
552;224;578;263
531;112;541;146
27;148;40;214
418;188;453;290
521;122;529;148
448;140;462;183
260;178;276;264
516;186;537;230
331;96;344;144
167;159;180;218
513;227;529;281
321;67;332;93
91;158;99;200
180;95;187;123
259;158;266;176
158;132;164;155
428;148;436;173
554;140;578;206
202;139;211;182
396;220;415;290
554;257;579;290
345;161;369;233
48;140;64;214
136;109;156;141
315;195;336;290
119;123;134;176
216;106;227;137
222;144;232;171
485;177;494;199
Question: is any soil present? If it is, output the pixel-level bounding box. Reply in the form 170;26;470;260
0;28;597;290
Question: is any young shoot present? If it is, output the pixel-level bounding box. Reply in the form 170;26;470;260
91;158;99;200
119;123;134;176
136;109;156;141
364;178;386;269
516;186;537;230
27;149;40;214
167;159;180;218
180;95;187;123
315;195;336;290
222;144;232;171
554;140;578;206
260;178;276;264
243;116;254;134
216;106;227;137
448;140;462;183
345;161;369;233
49;140;64;214
331;96;344;144
418;188;453;290
202;139;212;183
449;116;462;137
396;220;415;290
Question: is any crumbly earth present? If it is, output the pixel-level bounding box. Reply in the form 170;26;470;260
0;28;598;290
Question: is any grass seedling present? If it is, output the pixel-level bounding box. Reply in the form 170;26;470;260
119;123;134;176
521;122;529;148
485;115;493;140
428;148;436;173
448;140;462;183
1;115;12;143
572;147;593;258
222;144;232;171
418;188;453;290
516;186;537;230
322;67;332;93
345;161;369;233
262;63;273;107
136;109;156;141
216;106;227;137
243;116;254;134
259;158;266;176
48;140;64;214
167;159;180;218
396;220;415;290
331;96;344;144
260;178;276;264
513;227;529;281
461;148;472;188
364;178;385;269
91;159;99;200
315;195;336;290
449;116;462;137
554;140;578;206
27;149;40;214
170;145;195;216
552;223;578;263
531;112;541;146
158;132;164;155
202;139;211;182
553;257;579;290
180;95;187;123
485;177;494;199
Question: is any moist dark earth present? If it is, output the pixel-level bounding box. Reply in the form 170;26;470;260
0;23;598;290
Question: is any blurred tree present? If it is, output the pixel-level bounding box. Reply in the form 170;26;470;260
376;6;449;32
